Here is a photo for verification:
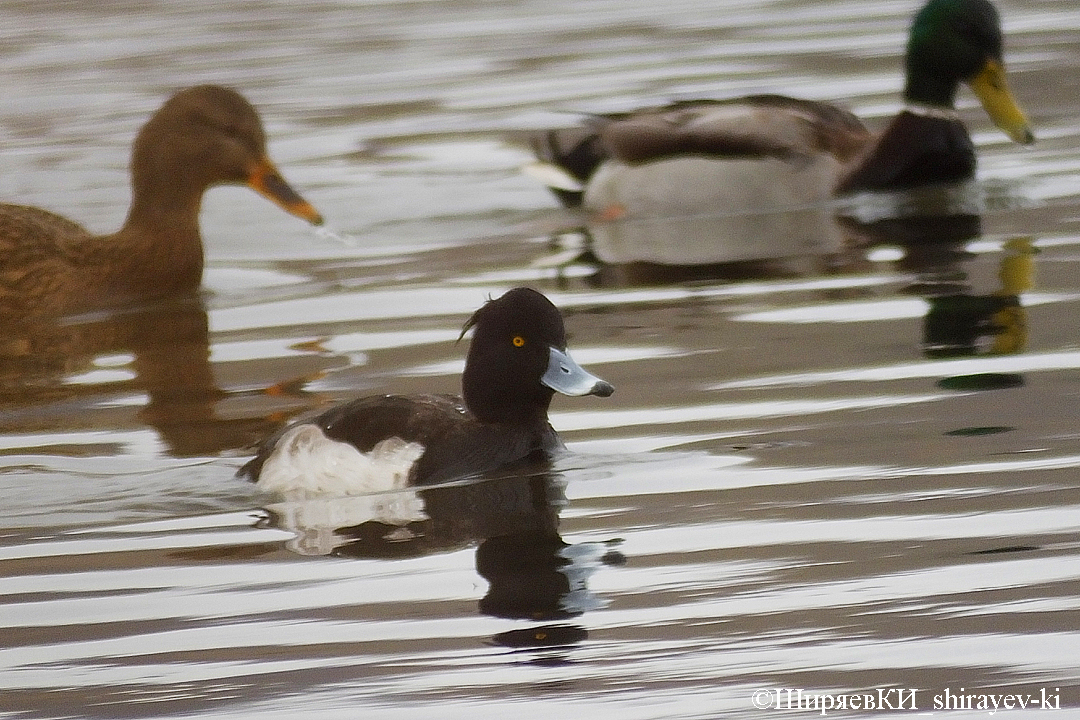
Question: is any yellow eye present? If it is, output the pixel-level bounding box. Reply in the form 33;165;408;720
512;336;526;347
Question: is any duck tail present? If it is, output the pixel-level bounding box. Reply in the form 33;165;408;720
523;127;609;208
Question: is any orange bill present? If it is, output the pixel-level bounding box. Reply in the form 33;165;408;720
247;158;324;225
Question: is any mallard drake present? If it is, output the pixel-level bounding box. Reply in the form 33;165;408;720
0;85;322;321
526;0;1034;217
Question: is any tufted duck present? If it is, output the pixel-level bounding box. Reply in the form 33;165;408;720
239;287;614;494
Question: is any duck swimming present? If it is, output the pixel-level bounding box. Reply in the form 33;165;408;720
240;287;614;493
526;0;1034;217
0;85;322;321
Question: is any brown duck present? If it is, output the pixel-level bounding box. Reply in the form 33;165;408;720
0;85;323;322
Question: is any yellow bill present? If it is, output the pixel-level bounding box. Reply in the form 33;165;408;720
968;58;1034;145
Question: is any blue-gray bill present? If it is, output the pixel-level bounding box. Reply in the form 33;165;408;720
541;346;614;397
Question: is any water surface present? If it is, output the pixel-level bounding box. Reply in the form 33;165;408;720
3;0;1080;717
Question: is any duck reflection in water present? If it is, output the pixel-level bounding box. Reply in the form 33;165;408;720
265;466;624;651
0;296;335;457
0;86;323;456
847;210;1035;391
540;207;855;287
919;235;1032;362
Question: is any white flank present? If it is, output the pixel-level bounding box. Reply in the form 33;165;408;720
584;154;841;217
522;160;585;191
255;424;426;496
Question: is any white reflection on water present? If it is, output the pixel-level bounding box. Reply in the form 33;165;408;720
0;428;161;453
0;525;290;565
0;614;508;689
611;507;1080;551
553;393;949;431
563;447;1080;500
209;276;901;332
209;328;462;363
714;349;1080;389
735;292;1080;324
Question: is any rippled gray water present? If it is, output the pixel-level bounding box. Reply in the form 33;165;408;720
3;0;1080;717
